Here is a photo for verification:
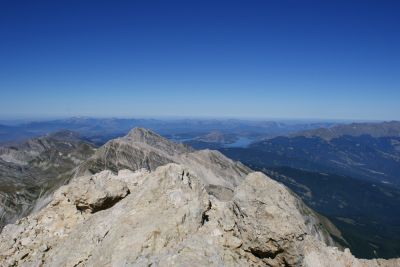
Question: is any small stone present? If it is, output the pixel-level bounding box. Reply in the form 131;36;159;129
224;235;243;248
39;244;49;252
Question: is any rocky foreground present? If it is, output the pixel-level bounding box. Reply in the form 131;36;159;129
0;128;399;266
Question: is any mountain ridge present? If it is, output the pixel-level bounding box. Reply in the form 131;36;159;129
291;121;400;140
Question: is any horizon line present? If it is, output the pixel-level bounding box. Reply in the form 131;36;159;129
0;115;396;125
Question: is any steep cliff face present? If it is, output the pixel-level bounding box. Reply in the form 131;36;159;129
0;128;398;266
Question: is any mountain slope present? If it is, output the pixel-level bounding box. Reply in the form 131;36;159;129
219;122;400;258
263;167;400;259
240;134;400;186
0;131;96;229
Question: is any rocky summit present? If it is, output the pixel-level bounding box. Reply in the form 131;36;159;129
0;129;399;266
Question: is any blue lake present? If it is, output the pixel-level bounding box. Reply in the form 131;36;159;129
223;137;254;148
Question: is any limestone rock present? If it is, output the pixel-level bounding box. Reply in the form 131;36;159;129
53;170;130;213
1;162;398;266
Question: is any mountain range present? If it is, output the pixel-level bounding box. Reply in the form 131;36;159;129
219;121;400;259
0;117;338;145
291;121;400;140
0;119;400;264
1;128;398;266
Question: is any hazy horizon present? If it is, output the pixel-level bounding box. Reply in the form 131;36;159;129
0;115;391;126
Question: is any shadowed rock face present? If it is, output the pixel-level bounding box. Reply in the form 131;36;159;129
1;128;398;266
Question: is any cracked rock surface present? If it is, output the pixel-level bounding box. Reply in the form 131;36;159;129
0;163;398;266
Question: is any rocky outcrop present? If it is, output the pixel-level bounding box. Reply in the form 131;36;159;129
1;163;398;266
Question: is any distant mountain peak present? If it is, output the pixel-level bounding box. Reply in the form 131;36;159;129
75;127;247;189
122;127;193;156
127;127;162;141
45;130;81;141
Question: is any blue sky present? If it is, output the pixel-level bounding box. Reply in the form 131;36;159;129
0;0;399;120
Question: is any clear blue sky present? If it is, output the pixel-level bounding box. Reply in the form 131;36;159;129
0;0;399;120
